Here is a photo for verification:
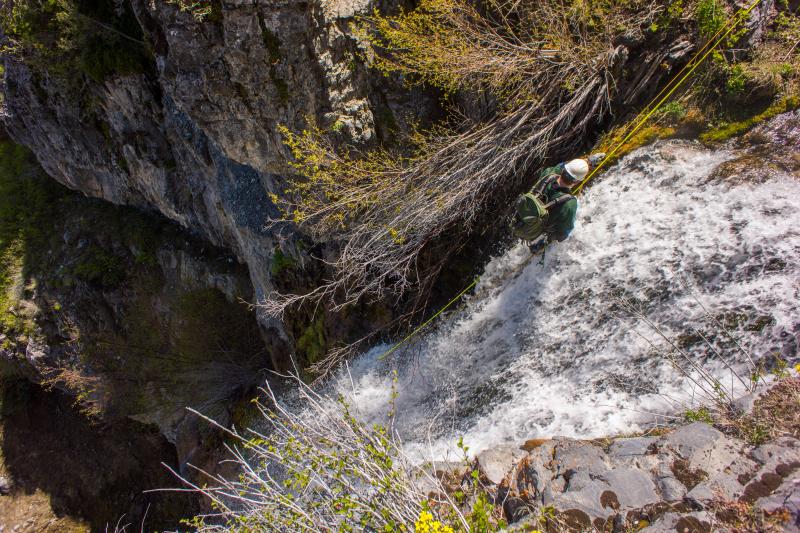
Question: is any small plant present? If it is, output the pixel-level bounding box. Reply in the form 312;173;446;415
771;356;790;379
661;101;688;122
166;0;221;22
725;64;747;95
415;510;454;533
684;406;715;424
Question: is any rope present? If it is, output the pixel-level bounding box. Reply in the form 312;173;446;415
573;0;764;195
373;0;764;362
377;277;478;361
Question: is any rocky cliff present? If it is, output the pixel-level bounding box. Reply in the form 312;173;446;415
2;0;434;351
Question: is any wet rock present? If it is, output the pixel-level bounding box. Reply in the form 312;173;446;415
553;480;614;521
662;423;728;464
756;476;800;531
551;440;609;478
608;436;658;462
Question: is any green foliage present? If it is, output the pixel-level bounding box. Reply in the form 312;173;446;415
725;63;747;95
0;140;63;334
771;357;790;379
297;315;327;364
0;142;60;249
1;0;152;82
650;0;685;33
696;0;726;38
739;419;770;445
69;245;126;287
261;26;282;64
77;32;150;83
270;248;296;276
167;0;222;22
684;406;714;424
354;0;655;97
660;101;688;122
467;493;500;533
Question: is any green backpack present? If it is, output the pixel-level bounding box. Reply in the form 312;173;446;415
511;191;549;241
511;171;560;241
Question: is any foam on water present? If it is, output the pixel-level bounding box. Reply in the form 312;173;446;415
322;140;800;460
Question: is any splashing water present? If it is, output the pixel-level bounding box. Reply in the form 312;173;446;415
321;140;800;460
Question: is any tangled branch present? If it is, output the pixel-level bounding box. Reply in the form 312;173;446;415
262;0;662;361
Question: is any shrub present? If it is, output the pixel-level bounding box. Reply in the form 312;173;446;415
725;63;747;95
661;101;688;122
176;374;500;532
696;0;726;38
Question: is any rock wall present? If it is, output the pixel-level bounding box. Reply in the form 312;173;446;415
1;0;435;358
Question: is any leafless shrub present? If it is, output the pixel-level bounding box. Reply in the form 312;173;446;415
262;0;663;337
166;371;486;532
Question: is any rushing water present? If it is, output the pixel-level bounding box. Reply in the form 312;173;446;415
319;140;800;460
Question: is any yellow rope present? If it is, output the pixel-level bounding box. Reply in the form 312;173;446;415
377;277;478;361
573;0;764;195
375;0;764;361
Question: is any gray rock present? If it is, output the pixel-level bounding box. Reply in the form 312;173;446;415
757;477;800;532
602;468;661;509
656;474;688;502
662;422;725;462
475;445;526;485
0;475;12;495
551;440;609;478
662;422;747;476
685;472;744;505
751;437;800;467
552;480;614;520
640;511;714;533
608;436;658;459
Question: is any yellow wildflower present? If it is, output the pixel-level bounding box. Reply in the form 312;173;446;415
415;510;454;533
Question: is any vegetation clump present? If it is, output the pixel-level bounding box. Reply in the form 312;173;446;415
699;95;800;143
167;0;223;22
0;140;63;335
0;0;153;83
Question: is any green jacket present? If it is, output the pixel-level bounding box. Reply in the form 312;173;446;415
537;165;578;242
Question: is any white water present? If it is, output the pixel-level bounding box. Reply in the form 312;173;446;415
322;140;800;460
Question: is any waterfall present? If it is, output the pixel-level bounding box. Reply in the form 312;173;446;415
317;139;800;460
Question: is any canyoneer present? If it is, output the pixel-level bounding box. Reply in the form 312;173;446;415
511;153;604;254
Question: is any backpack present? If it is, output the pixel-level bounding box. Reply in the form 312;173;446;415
510;173;557;241
511;192;549;241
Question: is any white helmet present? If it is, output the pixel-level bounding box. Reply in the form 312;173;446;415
564;159;589;181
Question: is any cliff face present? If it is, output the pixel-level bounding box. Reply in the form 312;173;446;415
2;0;432;357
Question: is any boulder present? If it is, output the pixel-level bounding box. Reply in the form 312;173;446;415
475;445;527;485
